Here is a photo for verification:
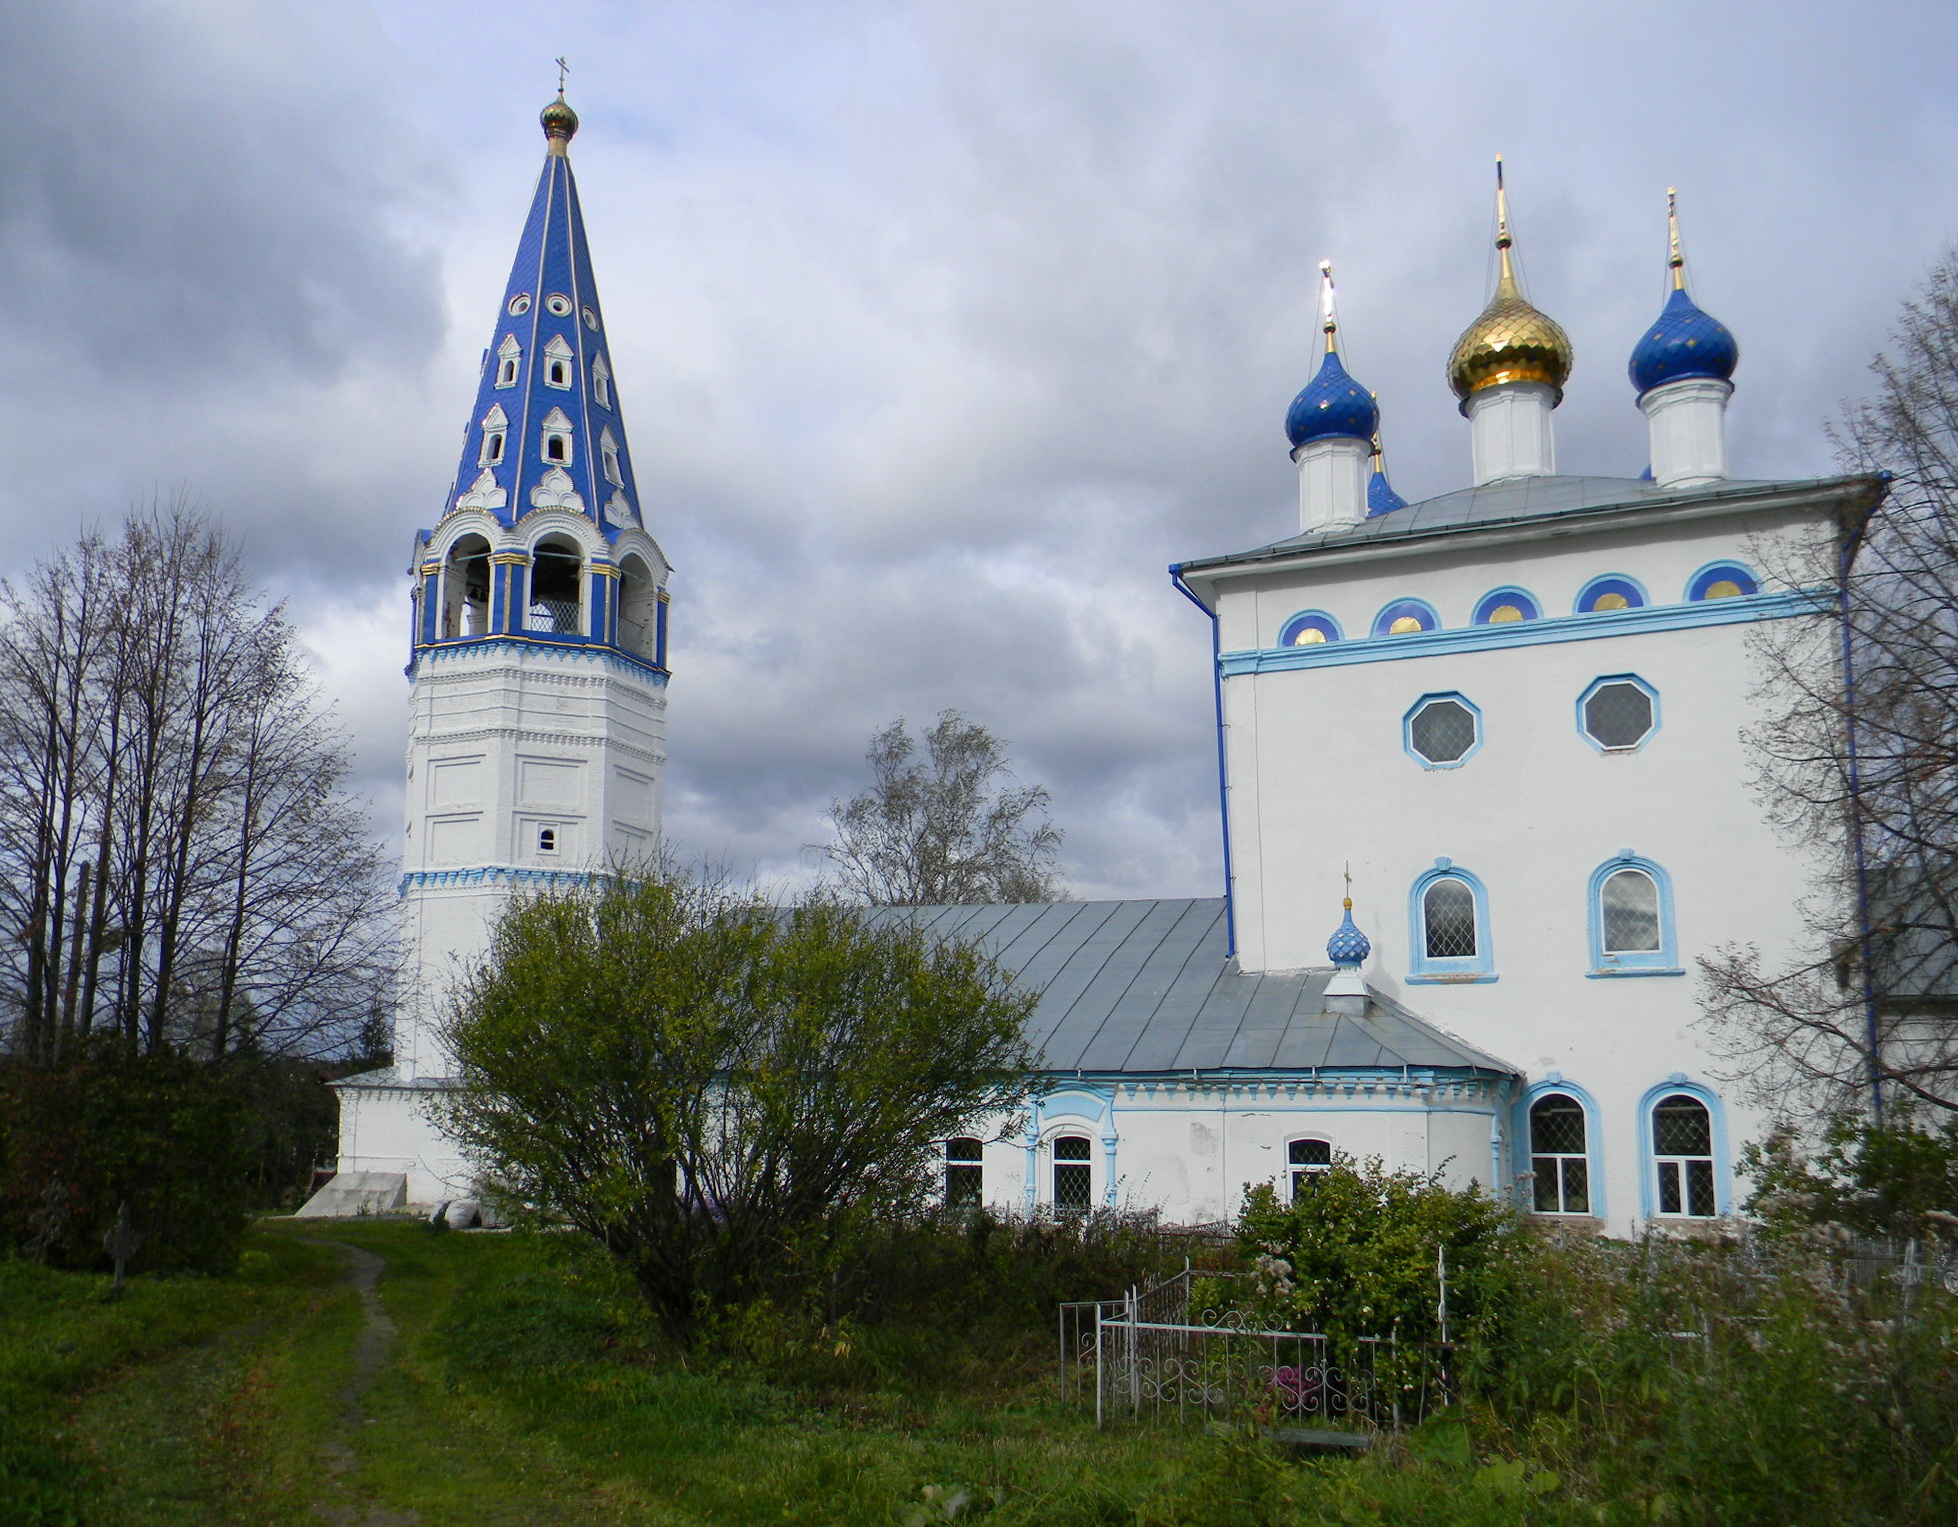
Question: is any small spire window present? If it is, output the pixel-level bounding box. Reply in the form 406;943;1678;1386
478;404;509;468
592;354;611;408
495;334;521;389
600;427;623;486
543;335;574;391
539;407;574;466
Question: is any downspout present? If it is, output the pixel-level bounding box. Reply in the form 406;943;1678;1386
1837;483;1885;1121
1170;565;1236;958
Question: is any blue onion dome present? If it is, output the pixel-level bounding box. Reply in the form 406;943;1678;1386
1630;191;1737;397
1366;432;1408;516
1286;348;1379;451
1327;900;1371;966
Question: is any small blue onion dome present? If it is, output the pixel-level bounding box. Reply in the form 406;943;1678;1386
1366;434;1407;516
1629;286;1738;396
1286;349;1380;451
1327;901;1371;966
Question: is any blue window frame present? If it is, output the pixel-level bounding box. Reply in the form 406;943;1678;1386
1278;610;1343;648
1371;598;1440;637
1586;853;1681;975
1637;1078;1728;1219
1576;674;1661;753
1403;691;1483;769
1520;1079;1603;1218
1473;586;1541;625
1686;561;1760;601
1574;575;1649;614
1407;860;1495;981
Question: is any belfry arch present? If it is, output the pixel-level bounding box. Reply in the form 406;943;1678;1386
527;535;585;635
618;552;657;661
440;534;491;638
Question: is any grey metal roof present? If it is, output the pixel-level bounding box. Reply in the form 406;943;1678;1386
871;898;1519;1078
1175;473;1877;575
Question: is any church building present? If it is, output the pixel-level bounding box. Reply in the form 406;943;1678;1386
316;105;1877;1235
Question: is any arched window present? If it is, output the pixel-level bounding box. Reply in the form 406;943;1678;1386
1528;1094;1590;1214
1473;587;1541;625
592;353;611;408
944;1138;983;1208
1288;1138;1331;1200
495;334;521;388
439;534;491;639
1053;1135;1092;1211
478;403;508;468
527;537;585;636
1587;855;1680;975
1372;598;1439;637
1278;611;1341;647
1408;862;1494;981
1687;561;1759;601
1575;575;1648;614
544;334;574;390
600;427;623;487
1649;1093;1717;1218
618;554;658;662
540;406;574;466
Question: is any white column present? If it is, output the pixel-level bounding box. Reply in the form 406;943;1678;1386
1640;376;1732;489
1294;436;1370;532
1465;382;1557;485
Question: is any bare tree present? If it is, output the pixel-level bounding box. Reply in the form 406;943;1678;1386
0;504;395;1065
1700;249;1958;1120
820;710;1065;905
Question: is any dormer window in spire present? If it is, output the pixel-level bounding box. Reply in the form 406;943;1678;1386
543;334;574;390
591;354;611;408
495;334;521;389
540;407;574;465
478;404;509;468
599;427;623;487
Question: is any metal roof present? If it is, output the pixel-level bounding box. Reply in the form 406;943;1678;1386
870;899;1519;1078
1175;473;1876;575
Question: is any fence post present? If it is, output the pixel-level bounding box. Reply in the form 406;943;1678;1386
1095;1305;1105;1429
1436;1244;1450;1347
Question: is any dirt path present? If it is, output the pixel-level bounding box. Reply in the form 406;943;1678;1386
311;1240;420;1527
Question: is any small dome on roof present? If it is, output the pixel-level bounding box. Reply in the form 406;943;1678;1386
1630;190;1737;397
1326;901;1371;967
1287;349;1379;450
541;93;579;145
1446;161;1572;410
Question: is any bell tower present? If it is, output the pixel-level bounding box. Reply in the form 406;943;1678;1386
331;92;670;1205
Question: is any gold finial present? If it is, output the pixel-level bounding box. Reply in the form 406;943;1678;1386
1667;186;1686;290
1445;157;1573;406
541;61;579;152
1319;259;1339;354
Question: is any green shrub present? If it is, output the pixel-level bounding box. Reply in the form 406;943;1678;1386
1220;1156;1525;1350
1742;1114;1958;1239
0;1040;252;1274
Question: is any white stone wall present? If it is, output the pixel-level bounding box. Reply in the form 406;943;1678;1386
1202;499;1836;1230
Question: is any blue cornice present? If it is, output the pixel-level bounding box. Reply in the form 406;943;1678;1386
399;866;599;895
1220;588;1829;676
407;635;669;686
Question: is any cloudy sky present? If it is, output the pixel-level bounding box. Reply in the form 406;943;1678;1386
4;0;1956;898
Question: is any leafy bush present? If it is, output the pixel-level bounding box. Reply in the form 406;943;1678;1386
0;1040;253;1274
1742;1114;1958;1239
1220;1156;1525;1348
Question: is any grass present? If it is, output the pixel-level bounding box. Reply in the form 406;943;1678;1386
3;1219;1949;1526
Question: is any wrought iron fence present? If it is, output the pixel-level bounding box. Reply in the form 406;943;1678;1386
1061;1267;1449;1429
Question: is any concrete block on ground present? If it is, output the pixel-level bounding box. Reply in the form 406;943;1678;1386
294;1171;409;1218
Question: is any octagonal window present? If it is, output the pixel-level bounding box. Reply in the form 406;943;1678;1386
1579;676;1657;752
1405;693;1481;768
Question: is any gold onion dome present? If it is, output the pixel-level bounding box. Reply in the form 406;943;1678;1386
1446;161;1573;411
541;91;579;146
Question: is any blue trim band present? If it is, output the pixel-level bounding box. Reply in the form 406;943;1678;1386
408;635;670;685
1220;588;1828;676
400;866;600;895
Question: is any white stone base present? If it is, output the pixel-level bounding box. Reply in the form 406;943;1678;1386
293;1171;408;1218
331;1075;476;1208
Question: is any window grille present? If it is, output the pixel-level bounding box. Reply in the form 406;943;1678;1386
944;1137;983;1208
1582;681;1654;749
1053;1135;1092;1211
1529;1095;1590;1214
1652;1095;1716;1216
1600;869;1661;953
1409;699;1477;764
1288;1138;1331;1200
1422;879;1478;959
